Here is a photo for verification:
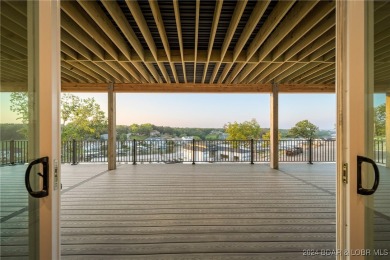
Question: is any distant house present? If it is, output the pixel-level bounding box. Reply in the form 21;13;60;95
100;134;108;140
181;136;194;141
145;137;167;149
150;130;160;136
183;142;251;162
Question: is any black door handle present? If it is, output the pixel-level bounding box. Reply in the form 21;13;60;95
357;155;380;195
25;157;49;198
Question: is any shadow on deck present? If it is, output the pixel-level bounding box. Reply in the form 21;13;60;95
1;163;389;259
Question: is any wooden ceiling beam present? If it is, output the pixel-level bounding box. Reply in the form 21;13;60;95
279;62;320;83
202;0;223;83
92;62;124;83
105;61;134;83
61;12;106;60
1;37;26;57
62;67;89;83
61;42;78;60
0;28;27;49
61;83;335;93
149;0;179;83
218;0;270;83
63;61;107;83
78;61;115;82
62;61;100;83
210;0;247;84
101;0;144;61
0;2;26;29
297;30;335;60
61;1;118;60
252;63;284;84
126;0;169;83
271;1;334;61
284;13;335;61
307;69;335;84
61;30;93;60
226;1;296;83
0;16;27;41
173;0;188;83
6;1;26;17
193;0;200;83
291;63;333;83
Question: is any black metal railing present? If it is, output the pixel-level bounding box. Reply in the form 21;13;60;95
2;138;365;166
71;138;338;164
374;139;386;164
0;140;28;165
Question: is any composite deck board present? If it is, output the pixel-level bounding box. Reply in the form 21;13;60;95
2;163;390;259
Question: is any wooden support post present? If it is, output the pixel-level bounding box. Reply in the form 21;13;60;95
386;93;390;168
108;83;116;170
270;83;279;169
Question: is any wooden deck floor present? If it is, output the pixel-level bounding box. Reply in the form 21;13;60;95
1;163;389;259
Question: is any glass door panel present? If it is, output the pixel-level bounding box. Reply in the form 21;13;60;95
1;1;39;258
365;0;390;257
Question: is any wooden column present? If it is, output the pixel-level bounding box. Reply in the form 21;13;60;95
386;93;390;168
270;83;279;169
108;83;116;170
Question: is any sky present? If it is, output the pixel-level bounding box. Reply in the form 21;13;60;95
1;92;341;130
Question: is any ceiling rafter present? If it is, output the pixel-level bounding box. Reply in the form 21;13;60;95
209;0;247;84
201;0;223;83
218;0;270;83
173;0;187;83
126;0;169;83
228;1;317;83
149;0;179;83
61;1;118;60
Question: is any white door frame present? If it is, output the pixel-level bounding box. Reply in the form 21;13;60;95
37;0;61;259
336;1;367;259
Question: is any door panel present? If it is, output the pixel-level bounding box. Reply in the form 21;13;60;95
365;1;390;256
0;1;40;258
0;1;61;259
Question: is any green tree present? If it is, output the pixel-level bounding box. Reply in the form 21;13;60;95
374;103;385;137
288;120;319;139
60;94;107;140
262;130;281;140
9;93;107;140
224;119;261;140
9;92;29;138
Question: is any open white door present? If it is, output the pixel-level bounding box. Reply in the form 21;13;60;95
337;1;390;259
0;1;61;259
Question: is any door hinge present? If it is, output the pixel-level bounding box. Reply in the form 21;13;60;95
342;163;348;184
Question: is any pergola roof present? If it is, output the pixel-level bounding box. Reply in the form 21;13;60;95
1;0;389;93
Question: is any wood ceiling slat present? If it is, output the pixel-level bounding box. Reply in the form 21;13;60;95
210;0;247;84
62;61;100;83
194;0;200;83
126;0;169;83
62;67;89;83
218;0;270;83
93;62;125;83
291;63;333;83
61;1;118;60
149;0;179;83
64;61;108;83
61;12;105;61
228;0;297;83
173;0;187;83
0;2;26;29
55;0;337;91
279;62;321;83
0;15;27;41
61;30;93;60
1;37;26;57
201;0;223;83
